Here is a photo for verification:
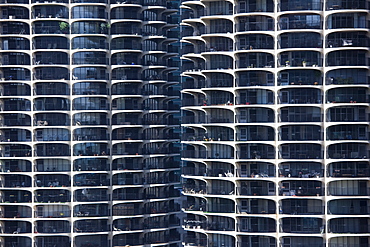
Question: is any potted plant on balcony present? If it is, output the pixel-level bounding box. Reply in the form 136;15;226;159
302;60;307;67
59;22;69;34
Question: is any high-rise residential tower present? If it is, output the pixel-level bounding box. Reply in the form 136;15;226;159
0;0;181;246
180;0;370;246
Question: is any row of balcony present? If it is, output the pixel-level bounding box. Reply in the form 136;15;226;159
184;198;370;215
1;231;180;247
183;179;369;197
0;36;172;51
0;128;179;142
0;52;176;67
1;201;180;219
183;105;368;123
0;67;178;81
182;143;369;160
182;51;368;70
1;186;180;203
181;32;368;51
0;6;173;20
0;172;179;188
182;68;368;88
2;217;368;235
183;217;369;234
0;157;179;172
0;21;174;36
0;98;179;111
0;143;179;157
182;0;367;17
182;124;368;141
183;161;369;178
182;13;367;32
0;112;179;127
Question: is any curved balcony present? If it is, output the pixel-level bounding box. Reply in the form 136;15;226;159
72;36;108;50
327;161;369;178
281;199;323;215
33;97;69;111
326;50;367;67
281;237;324;247
326;31;369;48
1;22;30;35
1;6;29;19
0;128;31;143
236;125;274;142
35;82;69;95
35;158;70;172
328;180;369;196
281;217;323;233
111;22;141;35
238;52;274;69
326;13;367;30
327;142;368;159
71;5;107;19
278;14;322;30
33;21;69;35
0;144;31;157
111;37;141;50
237;71;274;87
32;5;68;19
0;159;31;172
328;218;369;234
236;107;275;123
74;219;108;233
73;143;108;157
237;180;275;197
279;106;322;122
35;189;70;203
71;21;108;35
35;143;70;157
327;105;368;122
74;173;109;187
36;220;70;234
329;237;370;247
0;52;30;65
237;16;274;32
280;143;322;159
73;51;108;65
279;125;322;141
35;237;70;247
74;203;109;217
279;161;323;178
328;199;370;215
1;220;32;234
279;180;323;196
33;36;69;50
74;188;108;202
279;32;322;49
1;68;31;81
326;68;368;85
74;158;109;172
280;0;322;11
72;67;108;81
0;37;30;50
238;217;276;233
35;112;70;126
34;67;69;80
73;112;108;126
73;97;108;111
1;174;31;188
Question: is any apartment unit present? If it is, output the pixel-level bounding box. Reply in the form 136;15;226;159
180;0;370;246
0;0;181;247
